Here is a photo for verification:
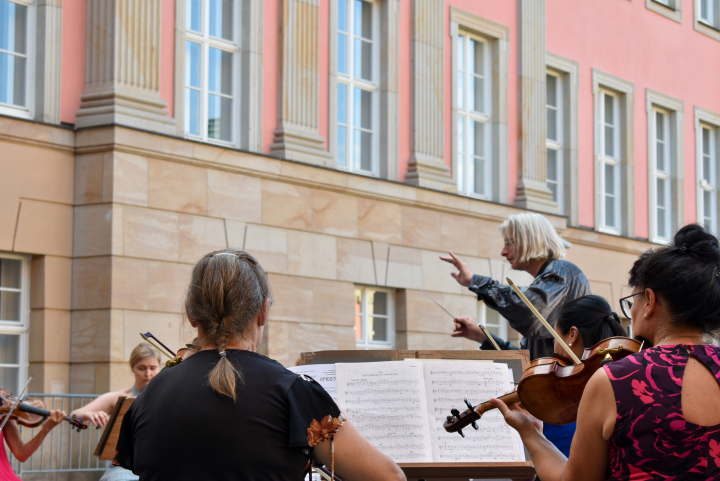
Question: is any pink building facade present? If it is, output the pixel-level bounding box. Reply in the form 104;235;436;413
1;0;719;394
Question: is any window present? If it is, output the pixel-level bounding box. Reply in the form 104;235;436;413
0;255;28;395
698;121;718;234
647;0;682;22
696;0;720;42
355;286;394;349
646;89;684;244
456;33;491;198
183;0;238;144
546;73;563;211
599;91;621;234
651;109;672;242
336;0;379;174
0;0;32;118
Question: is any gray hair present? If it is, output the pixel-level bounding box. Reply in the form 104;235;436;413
498;213;566;263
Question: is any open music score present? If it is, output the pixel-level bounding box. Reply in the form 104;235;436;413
334;360;524;463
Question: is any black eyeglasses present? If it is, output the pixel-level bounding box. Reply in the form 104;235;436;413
619;292;643;319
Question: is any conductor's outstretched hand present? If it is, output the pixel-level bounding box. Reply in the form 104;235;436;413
439;252;473;287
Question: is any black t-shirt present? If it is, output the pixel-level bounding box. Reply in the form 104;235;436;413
116;350;340;481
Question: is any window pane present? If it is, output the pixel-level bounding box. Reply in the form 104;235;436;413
471;76;484;114
546;74;557;107
469;39;483;76
208;48;232;95
655;111;665;141
337;126;347;167
355;0;372;39
369;291;387;316
703;127;711;156
547;148;558;181
605;164;615;195
457;116;464;154
0;334;19;364
185;88;200;135
185;41;201;88
604;94;614;126
338;33;348;75
605;195;615;228
0;367;18;396
604;125;615;158
186;0;201;32
0;291;20;321
370;317;387;341
339;0;348;31
704;191;712;222
337;83;347;123
354;288;362;340
473;157;485;196
0;1;27;54
472;120;485;158
209;0;233;40
207;94;232;141
656;177;666;207
0;259;21;289
0;52;25;106
657;206;666;238
702;0;709;19
457;67;464;108
353;88;372;129
656;139;665;172
354;38;372;81
353;129;372;171
547;107;557;141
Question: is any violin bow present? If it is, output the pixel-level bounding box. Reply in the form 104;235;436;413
419;288;501;350
140;332;177;359
505;277;581;365
0;376;33;433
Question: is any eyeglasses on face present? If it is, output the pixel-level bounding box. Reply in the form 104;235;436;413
619;292;643;319
503;239;514;248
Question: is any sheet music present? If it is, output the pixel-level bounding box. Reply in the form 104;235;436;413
336;361;433;463
418;360;523;462
288;364;338;403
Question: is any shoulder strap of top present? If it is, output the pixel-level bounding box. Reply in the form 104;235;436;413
689;345;720;382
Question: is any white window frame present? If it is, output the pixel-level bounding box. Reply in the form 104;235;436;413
647;0;683;23
592;69;635;238
599;90;622;234
695;107;720;235
455;31;492;199
547;53;580;225
478;301;508;341
449;7;510;204
181;0;240;146
646;89;684;245
695;0;720;42
650;108;672;243
0;0;35;120
546;71;563;213
334;0;380;176
0;253;29;396
355;286;395;349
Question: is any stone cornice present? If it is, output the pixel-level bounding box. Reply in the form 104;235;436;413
0;115;75;152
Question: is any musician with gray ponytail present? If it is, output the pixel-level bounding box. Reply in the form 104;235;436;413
115;249;405;481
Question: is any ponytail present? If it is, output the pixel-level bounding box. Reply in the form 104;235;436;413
186;250;273;401
557;295;628;348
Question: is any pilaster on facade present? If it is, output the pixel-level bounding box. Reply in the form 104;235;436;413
406;0;455;192
515;0;557;213
35;0;63;124
271;0;332;165
75;0;175;134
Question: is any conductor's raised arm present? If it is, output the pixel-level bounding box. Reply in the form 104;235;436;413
439;252;473;287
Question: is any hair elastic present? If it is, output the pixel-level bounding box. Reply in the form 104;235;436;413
219;350;227;357
680;243;688;251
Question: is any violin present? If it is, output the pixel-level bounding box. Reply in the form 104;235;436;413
0;389;87;431
140;332;200;367
443;336;647;435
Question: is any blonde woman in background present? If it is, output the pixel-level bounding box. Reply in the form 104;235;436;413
69;343;161;428
440;212;591;361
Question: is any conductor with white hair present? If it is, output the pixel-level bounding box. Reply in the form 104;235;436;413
440;212;591;360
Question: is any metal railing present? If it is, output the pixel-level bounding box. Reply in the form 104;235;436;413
8;393;112;477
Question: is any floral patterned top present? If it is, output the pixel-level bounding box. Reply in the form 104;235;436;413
604;344;720;480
